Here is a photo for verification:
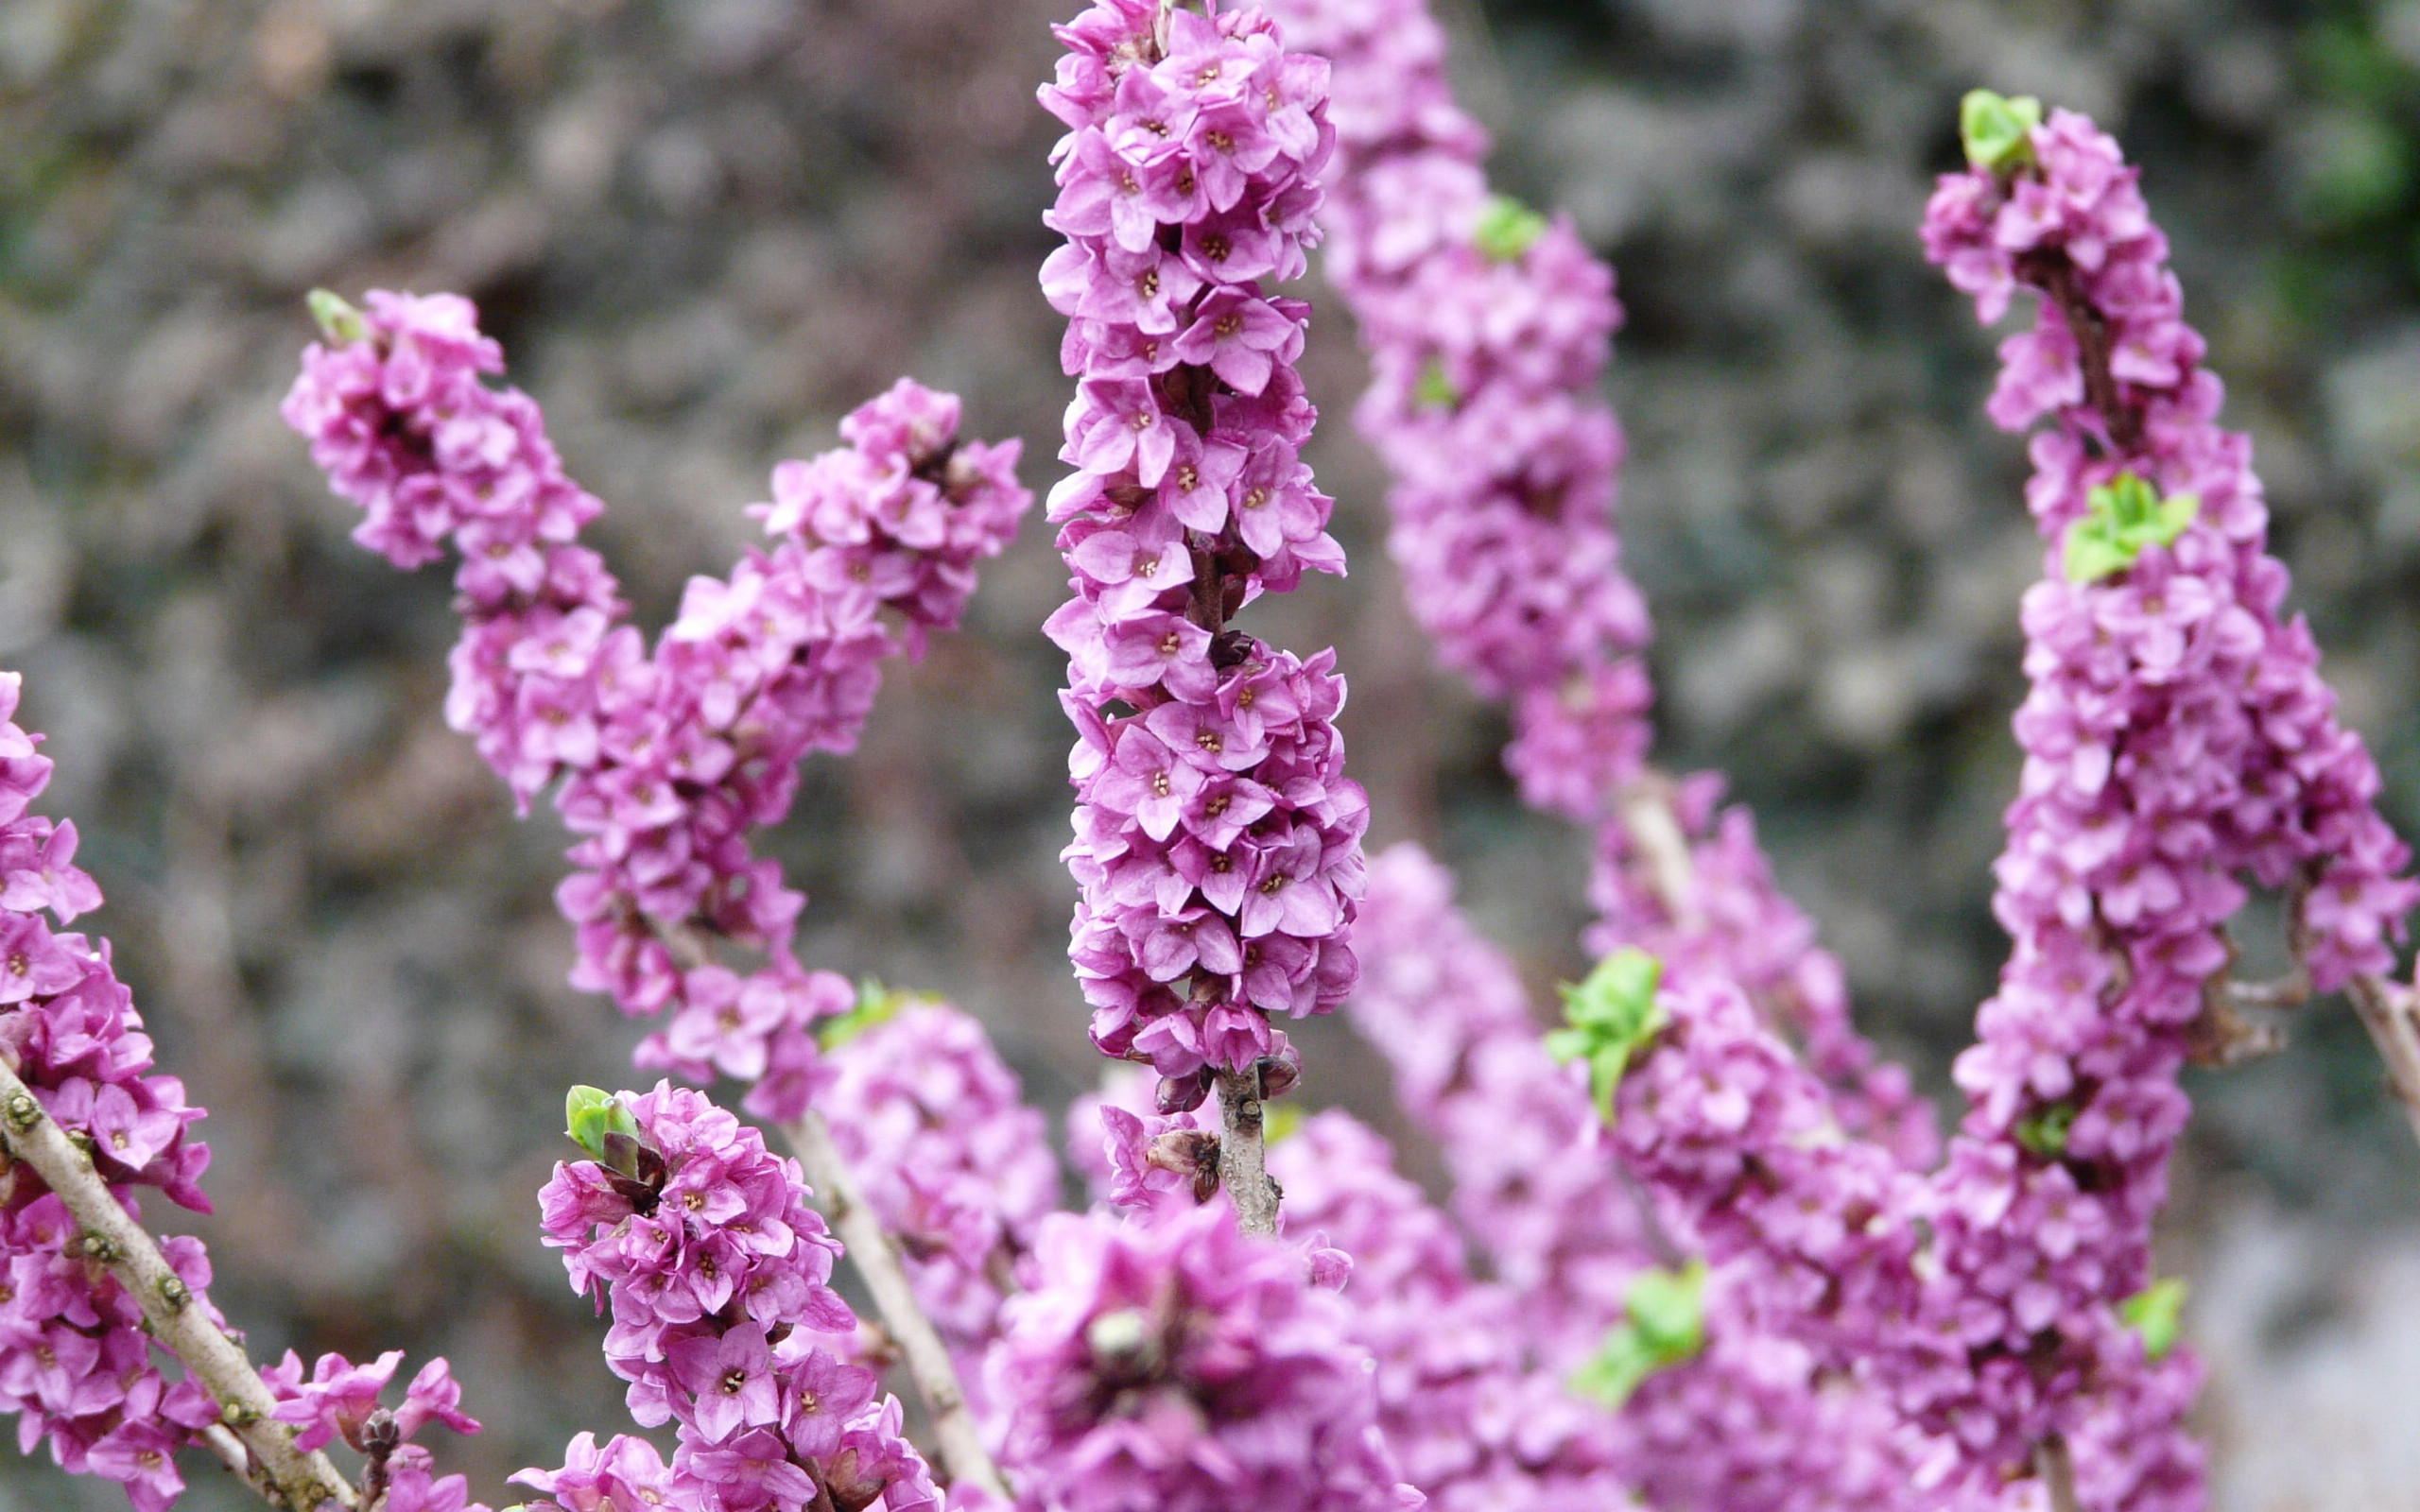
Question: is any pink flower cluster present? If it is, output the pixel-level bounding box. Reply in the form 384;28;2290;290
990;1200;1416;1512
1586;779;1940;1164
1911;103;2418;1475
1038;0;1369;1096
286;296;1029;1120
266;1352;485;1512
1349;846;1651;1356
0;675;216;1511
1263;0;1648;819
818;1003;1060;1384
1351;848;1963;1512
526;1082;939;1512
0;672;483;1512
1269;0;1926;1160
1263;1113;1631;1512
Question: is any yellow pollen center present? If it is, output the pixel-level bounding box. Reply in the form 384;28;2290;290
1243;488;1269;509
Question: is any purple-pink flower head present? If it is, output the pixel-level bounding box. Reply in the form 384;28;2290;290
1041;0;1368;1100
290;298;1029;1127
991;1202;1418;1512
819;999;1060;1366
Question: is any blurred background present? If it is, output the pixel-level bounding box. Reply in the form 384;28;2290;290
5;0;2420;1505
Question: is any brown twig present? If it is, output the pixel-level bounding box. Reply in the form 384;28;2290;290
0;1060;354;1511
780;1110;1009;1502
2034;1433;2083;1512
1215;1065;1282;1237
643;919;1007;1496
1615;774;1703;934
2010;245;2143;455
2347;974;2420;1150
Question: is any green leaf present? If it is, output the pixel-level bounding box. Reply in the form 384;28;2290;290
818;976;916;1051
565;1086;638;1161
1473;195;1550;263
1566;1324;1659;1409
1412;358;1460;410
2014;1100;2077;1159
2062;472;2201;583
1960;90;2044;173
305;288;369;345
1625;1258;1707;1356
1262;1102;1305;1145
1566;1260;1707;1408
1553;948;1668;1122
2120;1278;2187;1361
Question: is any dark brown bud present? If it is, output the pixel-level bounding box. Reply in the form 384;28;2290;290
1154;1068;1214;1115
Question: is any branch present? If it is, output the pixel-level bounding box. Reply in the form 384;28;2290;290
0;1061;354;1512
781;1109;1009;1503
646;920;1006;1495
2034;1433;2083;1512
2014;251;2420;1146
2011;244;2144;454
1615;775;1703;934
1214;1066;1281;1237
2347;974;2420;1150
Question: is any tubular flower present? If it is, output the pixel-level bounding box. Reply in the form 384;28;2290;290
286;297;1028;1119
1348;843;1651;1356
1264;1113;1635;1512
1038;0;1369;1098
528;1082;940;1512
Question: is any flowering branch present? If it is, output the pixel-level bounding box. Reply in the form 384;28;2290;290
1988;110;2420;1151
778;1109;1009;1502
1038;0;1370;1179
645;919;1009;1496
0;1059;353;1512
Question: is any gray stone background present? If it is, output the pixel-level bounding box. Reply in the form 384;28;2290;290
4;0;2418;1505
